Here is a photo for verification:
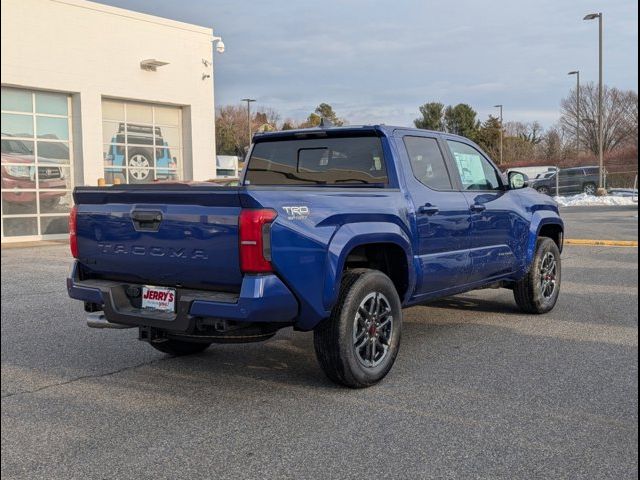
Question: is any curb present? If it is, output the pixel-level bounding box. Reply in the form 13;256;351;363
565;239;638;247
1;240;69;249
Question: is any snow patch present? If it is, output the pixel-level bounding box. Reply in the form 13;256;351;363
554;193;638;207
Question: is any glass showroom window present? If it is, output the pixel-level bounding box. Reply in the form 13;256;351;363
102;100;182;184
1;87;73;240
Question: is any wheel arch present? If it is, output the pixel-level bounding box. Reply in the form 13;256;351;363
538;223;564;251
323;222;415;310
524;212;564;271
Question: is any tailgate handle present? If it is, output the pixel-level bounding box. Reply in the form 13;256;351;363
131;210;162;232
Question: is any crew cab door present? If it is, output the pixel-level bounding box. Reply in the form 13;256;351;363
399;134;471;296
444;139;527;283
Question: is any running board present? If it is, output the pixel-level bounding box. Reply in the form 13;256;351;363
87;312;134;329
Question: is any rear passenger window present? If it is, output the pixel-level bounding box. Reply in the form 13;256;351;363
245;136;387;186
403;137;452;190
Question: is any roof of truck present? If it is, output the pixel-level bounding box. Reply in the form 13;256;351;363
252;124;471;142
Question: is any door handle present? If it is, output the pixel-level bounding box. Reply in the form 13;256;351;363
470;203;487;213
418;203;440;215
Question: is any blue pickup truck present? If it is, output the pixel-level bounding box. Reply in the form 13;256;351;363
67;125;564;387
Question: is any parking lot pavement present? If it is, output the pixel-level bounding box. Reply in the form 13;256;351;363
2;208;638;479
561;205;638;241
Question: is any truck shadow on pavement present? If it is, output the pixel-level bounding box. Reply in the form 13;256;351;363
420;295;523;315
89;323;443;392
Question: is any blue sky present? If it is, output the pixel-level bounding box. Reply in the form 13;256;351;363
100;0;638;128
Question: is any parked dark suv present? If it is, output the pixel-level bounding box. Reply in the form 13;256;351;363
530;166;601;196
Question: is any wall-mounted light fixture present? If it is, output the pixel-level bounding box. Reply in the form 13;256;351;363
140;59;169;71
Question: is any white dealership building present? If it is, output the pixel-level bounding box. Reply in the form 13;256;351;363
1;0;221;242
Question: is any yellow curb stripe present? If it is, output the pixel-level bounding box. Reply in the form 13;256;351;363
565;239;638;247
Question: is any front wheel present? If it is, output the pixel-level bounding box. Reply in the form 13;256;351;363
313;269;402;388
536;186;550;195
513;237;561;314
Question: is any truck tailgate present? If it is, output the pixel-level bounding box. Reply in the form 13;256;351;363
74;185;242;292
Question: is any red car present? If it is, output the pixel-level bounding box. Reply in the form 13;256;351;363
1;138;67;209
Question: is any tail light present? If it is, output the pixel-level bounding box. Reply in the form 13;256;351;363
239;209;277;273
69;205;78;258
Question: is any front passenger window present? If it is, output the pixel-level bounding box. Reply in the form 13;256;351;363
447;140;502;191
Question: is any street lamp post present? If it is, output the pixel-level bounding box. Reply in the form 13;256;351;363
568;70;580;151
584;12;604;190
494;104;503;165
241;98;256;147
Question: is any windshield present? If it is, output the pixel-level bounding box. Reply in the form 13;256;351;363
245;136;388;186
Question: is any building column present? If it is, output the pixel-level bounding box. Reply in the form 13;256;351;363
78;91;104;186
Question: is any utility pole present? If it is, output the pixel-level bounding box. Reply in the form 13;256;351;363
241;98;256;147
584;13;604;190
568;71;580;151
494;104;503;165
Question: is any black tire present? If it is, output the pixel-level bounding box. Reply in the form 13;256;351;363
536;186;550;195
583;183;597;195
149;339;211;356
313;269;402;388
514;237;561;314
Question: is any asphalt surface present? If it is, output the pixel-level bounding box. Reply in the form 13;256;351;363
560;205;639;241
2;206;638;479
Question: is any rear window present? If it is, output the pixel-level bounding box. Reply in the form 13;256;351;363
245;136;388;186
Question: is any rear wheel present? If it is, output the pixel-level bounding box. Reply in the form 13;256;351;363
513;237;561;314
313;269;402;388
148;339;211;356
583;183;597;195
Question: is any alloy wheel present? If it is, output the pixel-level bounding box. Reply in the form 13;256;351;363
539;252;558;299
352;292;393;368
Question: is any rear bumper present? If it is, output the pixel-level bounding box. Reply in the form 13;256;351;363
66;262;299;332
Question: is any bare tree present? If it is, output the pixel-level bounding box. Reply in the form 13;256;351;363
505;121;544;145
281;119;296;130
560;83;638;155
621;90;638;147
537;125;573;163
216;105;249;156
254;107;281;132
216;105;284;155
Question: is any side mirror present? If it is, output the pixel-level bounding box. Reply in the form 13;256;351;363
509;171;529;190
